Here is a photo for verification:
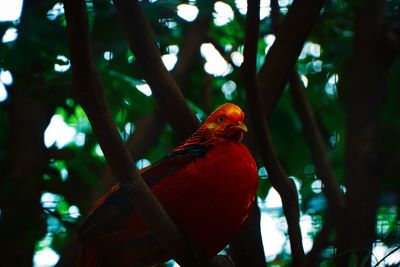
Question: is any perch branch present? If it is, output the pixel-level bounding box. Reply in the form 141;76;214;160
63;0;198;266
57;10;213;264
229;205;266;267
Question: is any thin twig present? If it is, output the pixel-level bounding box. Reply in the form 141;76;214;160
289;71;345;214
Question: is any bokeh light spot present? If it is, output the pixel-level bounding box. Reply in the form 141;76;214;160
213;2;234;26
177;4;199;22
2;27;18;43
54;55;71;72
136;83;152;96
0;69;13;85
136;159;151;170
44;115;77;148
0;0;23;21
201;43;232;77
162;54;178;71
0;82;8;102
33;247;60;267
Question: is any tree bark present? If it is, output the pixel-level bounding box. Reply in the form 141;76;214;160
0;91;51;267
268;2;345;264
336;0;387;265
241;0;304;265
259;0;325;117
0;0;52;265
229;205;266;267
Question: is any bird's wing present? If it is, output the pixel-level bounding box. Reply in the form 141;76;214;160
77;127;209;242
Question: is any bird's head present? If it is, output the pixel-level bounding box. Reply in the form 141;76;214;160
203;103;247;142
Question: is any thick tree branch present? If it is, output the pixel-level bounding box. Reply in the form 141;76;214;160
229;205;265;267
242;0;305;266
336;0;387;265
0;1;52;265
113;0;200;141
126;110;166;158
270;0;281;32
63;1;198;266
259;0;325;117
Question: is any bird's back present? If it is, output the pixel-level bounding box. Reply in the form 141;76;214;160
151;140;258;255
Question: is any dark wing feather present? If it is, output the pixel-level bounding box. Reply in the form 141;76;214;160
143;144;207;187
78;128;209;242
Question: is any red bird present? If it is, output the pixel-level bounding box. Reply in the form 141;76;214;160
78;103;258;266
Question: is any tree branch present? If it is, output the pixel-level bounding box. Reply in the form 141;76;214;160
113;0;200;141
259;0;325;117
289;69;345;267
126;109;166;159
270;0;281;32
336;0;387;265
229;205;266;267
289;71;345;214
242;0;305;265
63;0;198;265
267;2;344;263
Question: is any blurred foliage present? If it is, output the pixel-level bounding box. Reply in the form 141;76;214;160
0;0;399;266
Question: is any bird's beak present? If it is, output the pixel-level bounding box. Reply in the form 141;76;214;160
232;121;248;133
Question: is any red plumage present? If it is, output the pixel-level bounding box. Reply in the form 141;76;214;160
78;103;258;266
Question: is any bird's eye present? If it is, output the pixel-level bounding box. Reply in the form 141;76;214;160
217;116;224;123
